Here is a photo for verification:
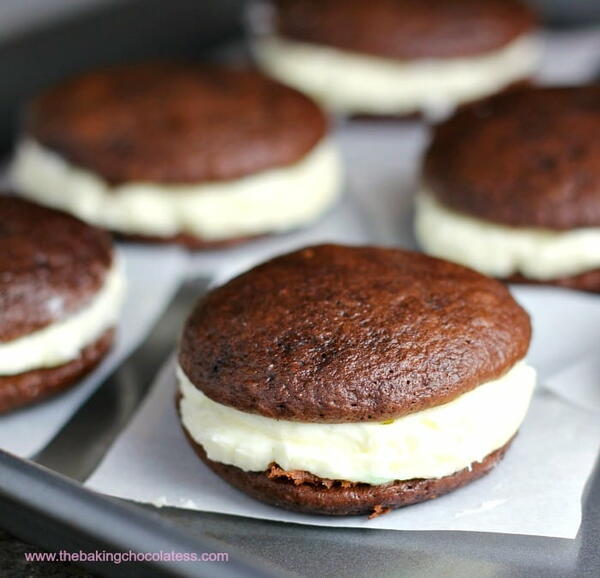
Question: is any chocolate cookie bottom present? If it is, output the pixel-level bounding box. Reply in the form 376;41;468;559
183;428;514;517
117;231;263;250
350;79;532;122
506;268;600;294
0;328;115;413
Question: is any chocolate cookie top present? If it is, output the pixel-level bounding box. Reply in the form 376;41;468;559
179;244;530;423
270;0;536;59
0;197;113;342
26;63;328;185
424;86;600;230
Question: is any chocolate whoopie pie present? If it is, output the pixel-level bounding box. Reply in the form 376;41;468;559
253;0;539;117
177;244;536;516
0;197;124;412
10;63;341;248
415;85;600;293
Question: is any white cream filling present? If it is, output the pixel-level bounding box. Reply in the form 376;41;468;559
415;192;600;280
10;138;342;240
178;361;535;485
0;261;124;375
254;34;539;117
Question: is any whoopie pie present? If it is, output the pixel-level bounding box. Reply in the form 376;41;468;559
0;197;124;412
177;244;535;516
253;0;539;117
11;63;341;248
415;85;600;293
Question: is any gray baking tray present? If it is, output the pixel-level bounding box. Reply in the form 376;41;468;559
0;277;596;578
0;2;599;576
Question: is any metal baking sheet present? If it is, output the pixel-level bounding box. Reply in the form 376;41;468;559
102;301;600;578
0;6;599;574
26;273;600;578
2;251;599;578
